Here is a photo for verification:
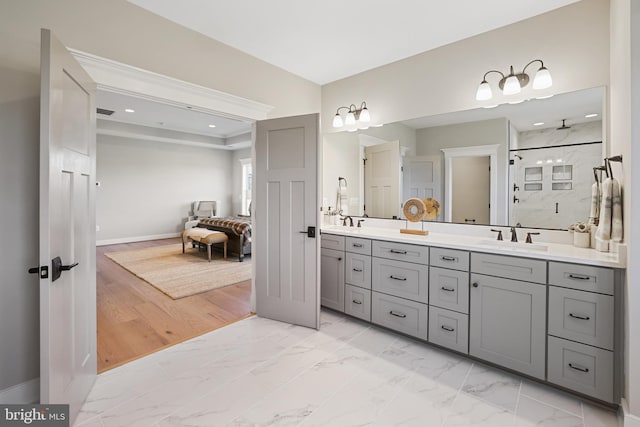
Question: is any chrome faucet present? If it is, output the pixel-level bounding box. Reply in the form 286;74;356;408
510;226;518;242
341;216;354;227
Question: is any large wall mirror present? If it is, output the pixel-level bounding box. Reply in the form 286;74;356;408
323;86;605;230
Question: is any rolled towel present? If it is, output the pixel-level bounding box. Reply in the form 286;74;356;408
595;177;613;252
611;177;623;242
587;182;600;225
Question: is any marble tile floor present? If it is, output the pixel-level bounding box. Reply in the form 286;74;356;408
76;310;619;427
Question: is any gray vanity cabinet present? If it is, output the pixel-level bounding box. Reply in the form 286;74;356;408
546;261;615;402
469;269;547;380
320;235;345;312
344;236;373;321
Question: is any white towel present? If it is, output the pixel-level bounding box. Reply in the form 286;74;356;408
611;178;623;242
337;181;348;215
595;178;612;252
587;182;600;225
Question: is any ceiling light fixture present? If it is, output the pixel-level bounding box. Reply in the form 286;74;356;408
124;108;135;113
208;124;217;128
332;101;370;129
475;59;552;101
585;113;598;118
533;122;544;126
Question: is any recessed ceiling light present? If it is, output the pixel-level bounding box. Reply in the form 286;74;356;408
546;159;553;163
208;124;217;128
533;122;544;126
585;113;598;118
556;159;563;163
124;108;135;113
536;160;543;165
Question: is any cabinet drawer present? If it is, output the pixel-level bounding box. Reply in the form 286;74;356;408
346;237;371;255
547;336;614;402
345;253;372;289
372;257;429;303
430;247;469;272
429;267;469;314
549;262;614;295
372;240;428;264
371;292;428;340
428;306;469;354
471;253;546;284
548;287;614;350
321;233;345;251
345;284;371;322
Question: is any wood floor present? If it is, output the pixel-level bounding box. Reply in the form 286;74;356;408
97;237;252;373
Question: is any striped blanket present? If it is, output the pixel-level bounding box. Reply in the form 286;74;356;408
198;217;251;240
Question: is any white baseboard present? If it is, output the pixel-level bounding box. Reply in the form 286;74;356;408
622;399;640;427
0;378;39;404
97;232;181;246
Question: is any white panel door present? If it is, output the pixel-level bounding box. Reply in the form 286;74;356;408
38;29;97;423
365;140;400;218
402;155;442;220
255;114;320;329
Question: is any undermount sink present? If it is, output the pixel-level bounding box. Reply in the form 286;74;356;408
479;239;549;252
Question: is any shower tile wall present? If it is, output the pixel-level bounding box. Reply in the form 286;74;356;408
510;122;603;229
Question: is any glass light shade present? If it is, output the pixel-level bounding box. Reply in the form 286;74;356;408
475;81;492;101
503;75;521;95
332;114;343;128
532;67;552;90
358;107;371;123
345;111;356;125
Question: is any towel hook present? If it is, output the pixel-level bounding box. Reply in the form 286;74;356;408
593;165;607;183
604;155;623;180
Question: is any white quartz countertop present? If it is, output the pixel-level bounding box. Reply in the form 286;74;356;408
321;225;626;269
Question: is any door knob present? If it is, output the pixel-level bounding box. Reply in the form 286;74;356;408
472;282;479;288
51;256;79;282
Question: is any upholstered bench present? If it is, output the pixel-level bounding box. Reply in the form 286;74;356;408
182;228;228;261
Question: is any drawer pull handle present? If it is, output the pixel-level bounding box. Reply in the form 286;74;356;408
352;299;362;305
441;286;455;292
390;275;407;281
441;256;457;262
568;363;590;373
568;273;591;281
390;249;407;254
352;268;363;272
441;325;455;332
352;243;363;248
389;310;407;318
569;313;590;321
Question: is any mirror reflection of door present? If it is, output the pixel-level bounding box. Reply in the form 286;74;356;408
364;140;400;218
402;156;442;220
451;156;490;224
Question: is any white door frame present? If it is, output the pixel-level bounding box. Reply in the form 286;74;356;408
441;144;499;224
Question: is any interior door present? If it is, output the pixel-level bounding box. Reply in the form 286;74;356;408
451;156;490;224
402;155;442;220
39;29;97;422
365;140;400;218
254;114;320;329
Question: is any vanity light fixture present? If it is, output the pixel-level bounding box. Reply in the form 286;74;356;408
475;59;552;101
332;101;370;129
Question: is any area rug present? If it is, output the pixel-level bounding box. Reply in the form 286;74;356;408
105;243;252;299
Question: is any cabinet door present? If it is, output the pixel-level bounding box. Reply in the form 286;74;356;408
469;274;546;379
321;248;345;312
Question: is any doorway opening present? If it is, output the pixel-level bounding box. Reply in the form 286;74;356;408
73;50;269;372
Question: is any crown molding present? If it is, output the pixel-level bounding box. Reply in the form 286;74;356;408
97;128;239;151
69;49;273;121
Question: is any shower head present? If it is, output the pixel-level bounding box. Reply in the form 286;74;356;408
557;119;571;130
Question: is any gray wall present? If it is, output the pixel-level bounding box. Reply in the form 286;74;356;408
416;118;509;224
0;67;40;393
231;148;252;216
96;135;234;243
